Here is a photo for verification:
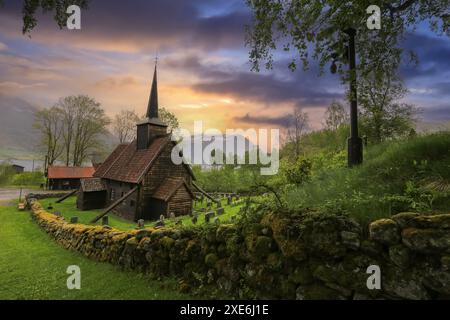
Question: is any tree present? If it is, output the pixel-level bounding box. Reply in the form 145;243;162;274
159;107;179;133
245;1;449;78
359;74;419;143
33;106;64;166
56;95;110;166
0;0;90;34
324;100;349;130
71;96;110;166
285;108;309;158
112;109;140;143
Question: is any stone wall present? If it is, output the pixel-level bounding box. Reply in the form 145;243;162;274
28;198;450;299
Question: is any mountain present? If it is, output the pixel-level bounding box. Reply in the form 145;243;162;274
0;95;40;159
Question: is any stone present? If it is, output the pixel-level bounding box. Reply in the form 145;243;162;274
391;212;421;228
340;231;360;249
205;211;214;223
199;208;206;212
216;207;224;215
47;203;53;210
169;212;176;219
159;214;165;221
69;216;78;223
389;244;411;268
402;228;450;253
441;256;450;271
230;215;236;222
369;218;400;245
227;196;232;205
253;236;273;257
102;216;109;226
191;216;198;224
137;219;145;229
155;219;165;228
54;211;62;217
205;253;218;267
213;217;220;224
394;212;450;229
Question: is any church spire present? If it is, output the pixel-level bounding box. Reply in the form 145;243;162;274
147;61;158;118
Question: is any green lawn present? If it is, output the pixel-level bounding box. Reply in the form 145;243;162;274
0;202;196;299
40;196;244;230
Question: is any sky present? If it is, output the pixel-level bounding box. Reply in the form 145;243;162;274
0;0;449;135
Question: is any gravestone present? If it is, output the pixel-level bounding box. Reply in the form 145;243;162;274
213;217;220;224
155;219;165;228
235;195;240;201
70;216;78;224
205;211;214;223
47;203;54;210
137;219;145;229
169;212;176;219
191;216;198;224
102;216;109;226
54;211;62;217
216;207;224;215
230;215;236;222
227;196;232;205
199;208;206;212
160;214;165;221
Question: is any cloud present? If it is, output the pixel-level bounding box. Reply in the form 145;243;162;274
233;113;291;126
0;42;7;51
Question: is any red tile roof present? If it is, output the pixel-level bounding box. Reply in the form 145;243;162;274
48;166;95;179
94;136;171;184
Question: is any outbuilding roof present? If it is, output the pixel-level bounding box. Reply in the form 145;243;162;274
48;166;95;179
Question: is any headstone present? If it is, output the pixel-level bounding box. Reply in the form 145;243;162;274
169;212;176;219
155;219;165;228
70;216;78;224
216;207;224;215
160;214;165;221
205;211;214;223
235;195;240;201
191;216;198;224
47;203;53;210
213;217;220;224
137;219;145;229
230;215;236;222
227;196;232;205
54;211;62;217
102;216;109;226
199;207;206;212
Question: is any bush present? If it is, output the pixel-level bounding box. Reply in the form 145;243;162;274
10;171;45;186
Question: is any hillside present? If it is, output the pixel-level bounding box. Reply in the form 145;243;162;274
0;95;40;159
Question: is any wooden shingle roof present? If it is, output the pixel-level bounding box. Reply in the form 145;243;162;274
152;177;195;202
80;178;106;192
94;135;178;184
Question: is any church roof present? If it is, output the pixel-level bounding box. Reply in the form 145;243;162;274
80;177;107;192
93;136;170;184
152;177;195;201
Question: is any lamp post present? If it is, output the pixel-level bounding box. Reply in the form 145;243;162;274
344;28;363;167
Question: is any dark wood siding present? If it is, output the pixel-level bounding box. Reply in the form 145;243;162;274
167;185;192;216
104;180;138;221
77;191;107;210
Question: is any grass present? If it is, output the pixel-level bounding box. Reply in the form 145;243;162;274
39;196;244;230
285;132;450;225
0;201;197;300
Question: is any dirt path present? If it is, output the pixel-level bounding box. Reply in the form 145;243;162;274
0;188;45;201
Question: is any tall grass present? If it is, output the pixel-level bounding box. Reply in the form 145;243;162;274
284;132;450;225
